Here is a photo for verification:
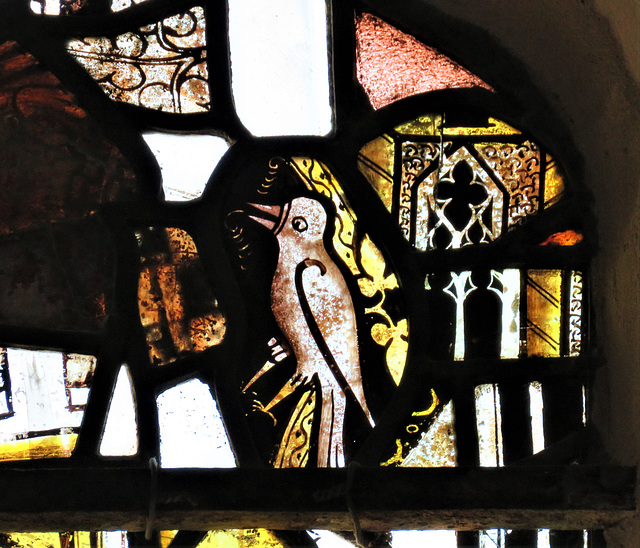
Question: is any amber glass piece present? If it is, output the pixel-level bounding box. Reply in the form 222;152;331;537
543;154;566;207
443;117;521;136
0;348;96;461
527;270;562;357
0;219;115;332
273;388;315;468
67;7;209;113
541;230;584;246
357;134;395;212
160;531;178;548
137;227;226;366
355;13;492;110
197;530;287;548
0;42;138;235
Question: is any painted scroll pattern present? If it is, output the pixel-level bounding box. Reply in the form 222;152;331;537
569;271;583;357
67;7;209;113
475;141;540;227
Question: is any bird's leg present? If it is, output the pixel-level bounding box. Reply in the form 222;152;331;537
242;337;290;393
317;387;346;468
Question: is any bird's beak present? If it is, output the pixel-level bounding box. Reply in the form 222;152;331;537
247;202;282;232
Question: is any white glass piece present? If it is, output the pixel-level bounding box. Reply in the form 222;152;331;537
492;269;521;359
157;378;236;468
537;529;550;548
228;0;332;136
403;400;457;467
479;529;505;548
475;384;504;467
529;381;545;455
100;365;138;457
142;133;230;202
582;384;587;426
442;271;473;360
102;531;129;548
392;530;457;547
0;348;87;442
308;531;356;547
583;530;589;548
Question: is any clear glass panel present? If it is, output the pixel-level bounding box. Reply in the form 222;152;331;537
392;530;457;547
529;381;545;455
228;0;332;136
0;348;95;461
355;13;492;110
112;0;148;12
526;270;562;357
137;227;226;366
142;133;230;202
538;528;551;548
30;0;89;14
475;384;504;467
309;531;355;547
67;7;209;113
157;378;235;468
401;400;457;467
100;365;138;456
479;529;506;548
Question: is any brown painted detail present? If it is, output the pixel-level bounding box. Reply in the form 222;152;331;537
0;41;139;235
0;218;115;331
0;466;633;531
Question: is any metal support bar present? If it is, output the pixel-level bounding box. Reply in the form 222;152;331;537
0;465;633;532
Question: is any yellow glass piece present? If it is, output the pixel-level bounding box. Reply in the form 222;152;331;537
394;114;443;136
541;230;583;246
544;154;566;207
443;117;521;136
412;388;439;417
527;270;562;357
75;531;91;548
0;533;62;548
273;389;315;468
160;531;178;548
359;234;408;385
290;157;359;275
357;134;395;212
0;433;77;461
197;530;287;548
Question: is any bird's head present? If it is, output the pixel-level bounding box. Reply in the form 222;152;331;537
248;196;328;243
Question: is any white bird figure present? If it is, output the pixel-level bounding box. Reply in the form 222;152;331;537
247;196;374;467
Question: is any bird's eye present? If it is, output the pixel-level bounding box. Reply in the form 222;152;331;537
292;216;308;232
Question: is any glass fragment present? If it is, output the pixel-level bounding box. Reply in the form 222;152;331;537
100;365;138;456
30;0;88;15
391;530;457;547
160;531;178;548
355;13;492;110
526;270;562;357
442;271;473;360
0;219;115;332
540;230;583;246
538;529;551;548
137;227;226;366
67;7;209;113
543;154;566;207
0;41;139;235
475;384;504;467
569;271;583;357
356;134;394;212
479;529;506;548
308;531;355;547
493;269;521;359
239;157;408;467
1;532;128;548
359;114;571;248
157;378;235;468
529;381;545;455
142;133;230;201
0;348;96;461
228;0;332;136
475;141;541;227
402;400;457;467
197;530;286;548
112;0;148;12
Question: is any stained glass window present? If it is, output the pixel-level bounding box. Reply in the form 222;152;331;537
0;0;623;546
